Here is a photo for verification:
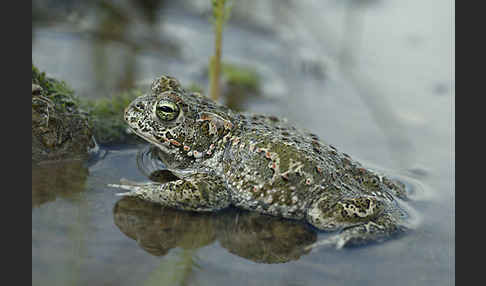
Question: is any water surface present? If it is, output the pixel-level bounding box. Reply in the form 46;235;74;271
32;1;454;285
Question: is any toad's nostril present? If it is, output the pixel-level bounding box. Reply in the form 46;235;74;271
124;105;132;115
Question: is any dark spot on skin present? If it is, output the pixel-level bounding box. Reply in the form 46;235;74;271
341;210;347;217
165;131;174;139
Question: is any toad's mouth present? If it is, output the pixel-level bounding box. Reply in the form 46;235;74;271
128;126;174;154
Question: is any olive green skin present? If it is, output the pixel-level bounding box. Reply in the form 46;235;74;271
109;75;409;248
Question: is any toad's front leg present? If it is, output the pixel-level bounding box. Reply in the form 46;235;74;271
108;173;231;212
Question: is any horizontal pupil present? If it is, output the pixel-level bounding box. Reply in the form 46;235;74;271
159;106;174;113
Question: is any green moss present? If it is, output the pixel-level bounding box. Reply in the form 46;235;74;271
32;63;79;112
81;89;143;145
222;63;260;91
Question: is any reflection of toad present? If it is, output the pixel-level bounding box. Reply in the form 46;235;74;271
113;197;316;263
32;160;89;208
216;211;316;263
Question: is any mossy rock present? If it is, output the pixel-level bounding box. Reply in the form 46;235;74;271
32;64;96;162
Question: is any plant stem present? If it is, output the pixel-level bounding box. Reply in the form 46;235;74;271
209;0;228;101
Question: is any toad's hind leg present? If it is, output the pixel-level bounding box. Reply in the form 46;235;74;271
306;194;407;249
308;212;407;250
108;173;230;212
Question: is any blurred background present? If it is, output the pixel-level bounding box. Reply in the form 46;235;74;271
32;0;453;169
32;1;454;285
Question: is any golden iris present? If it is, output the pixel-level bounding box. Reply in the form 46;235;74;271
155;100;180;121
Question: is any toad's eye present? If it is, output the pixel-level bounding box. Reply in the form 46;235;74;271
155;100;180;121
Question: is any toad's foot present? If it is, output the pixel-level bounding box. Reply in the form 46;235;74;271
108;173;230;212
305;212;408;250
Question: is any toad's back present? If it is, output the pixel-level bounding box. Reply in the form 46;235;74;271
221;112;404;221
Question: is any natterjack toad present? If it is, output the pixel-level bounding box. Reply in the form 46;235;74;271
109;75;410;248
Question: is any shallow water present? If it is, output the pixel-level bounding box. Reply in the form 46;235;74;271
32;1;454;285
